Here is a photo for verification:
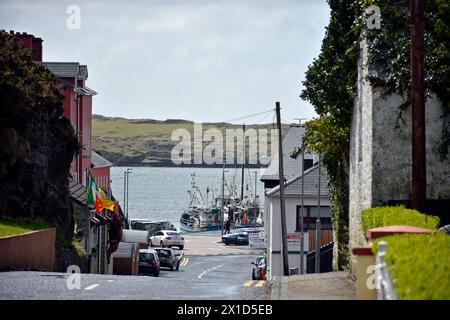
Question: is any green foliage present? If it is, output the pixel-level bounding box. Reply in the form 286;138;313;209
373;233;450;300
71;237;87;259
0;32;64;130
0;31;75;179
364;0;450;159
361;206;440;232
0;217;50;237
300;1;450;270
300;0;363;270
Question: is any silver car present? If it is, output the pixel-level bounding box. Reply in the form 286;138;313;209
149;230;185;250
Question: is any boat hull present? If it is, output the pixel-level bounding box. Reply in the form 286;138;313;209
179;221;221;233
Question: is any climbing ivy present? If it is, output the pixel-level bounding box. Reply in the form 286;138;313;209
299;0;362;270
364;0;450;159
299;0;450;270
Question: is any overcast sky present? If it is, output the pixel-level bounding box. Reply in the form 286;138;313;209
1;0;330;124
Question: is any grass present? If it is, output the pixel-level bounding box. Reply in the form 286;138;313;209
92;114;289;162
0;217;50;238
361;206;440;232
373;232;450;300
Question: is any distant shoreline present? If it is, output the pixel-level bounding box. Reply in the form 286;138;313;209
111;163;269;169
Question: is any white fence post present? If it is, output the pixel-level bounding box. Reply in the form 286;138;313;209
375;241;397;300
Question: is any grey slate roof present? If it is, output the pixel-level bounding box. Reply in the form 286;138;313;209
39;62;80;78
266;164;329;197
69;177;86;205
261;125;313;181
91;150;113;168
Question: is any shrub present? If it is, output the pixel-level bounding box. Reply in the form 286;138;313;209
361;206;440;232
373;233;450;300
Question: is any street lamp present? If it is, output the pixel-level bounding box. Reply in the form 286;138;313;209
123;168;133;226
221;166;229;236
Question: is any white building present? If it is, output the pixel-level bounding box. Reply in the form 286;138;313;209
260;125;332;279
264;164;331;279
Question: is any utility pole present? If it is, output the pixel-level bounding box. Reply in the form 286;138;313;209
411;0;426;213
221;165;226;235
276;102;290;276
254;171;258;204
300;147;305;274
254;171;258;227
315;153;322;273
241;123;246;203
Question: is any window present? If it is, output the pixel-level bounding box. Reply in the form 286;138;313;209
296;205;332;232
303;159;314;171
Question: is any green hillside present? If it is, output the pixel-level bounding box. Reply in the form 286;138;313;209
92;114;290;167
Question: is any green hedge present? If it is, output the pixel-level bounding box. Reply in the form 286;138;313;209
361;206;440;232
373;233;450;300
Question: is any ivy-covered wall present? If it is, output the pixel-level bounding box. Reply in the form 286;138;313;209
301;0;449;270
350;39;450;250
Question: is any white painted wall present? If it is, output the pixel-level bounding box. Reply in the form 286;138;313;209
266;195;330;279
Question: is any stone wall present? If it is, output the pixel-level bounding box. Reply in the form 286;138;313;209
349;40;450;253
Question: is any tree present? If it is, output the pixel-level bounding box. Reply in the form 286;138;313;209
0;31;78;240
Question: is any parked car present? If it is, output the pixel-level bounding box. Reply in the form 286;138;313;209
222;227;263;246
149;230;185;250
251;256;264;280
138;249;160;277
154;248;181;271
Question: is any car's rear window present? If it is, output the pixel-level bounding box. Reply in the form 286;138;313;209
139;253;155;262
167;232;180;236
156;249;171;256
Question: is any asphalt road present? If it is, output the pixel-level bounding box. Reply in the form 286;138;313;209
0;254;269;300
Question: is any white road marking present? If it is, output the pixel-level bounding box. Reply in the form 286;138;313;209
107;280;114;282
180;257;189;267
84;284;99;290
198;264;225;279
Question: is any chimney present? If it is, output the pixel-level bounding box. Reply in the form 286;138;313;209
32;37;43;62
11;31;43;62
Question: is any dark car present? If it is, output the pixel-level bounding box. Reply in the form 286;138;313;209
139;249;160;277
154;248;180;271
222;230;247;245
222;228;263;246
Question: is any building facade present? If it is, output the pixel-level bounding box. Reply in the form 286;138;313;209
349;40;450;253
264;165;331;279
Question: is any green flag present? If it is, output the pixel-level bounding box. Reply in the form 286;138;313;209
86;170;97;205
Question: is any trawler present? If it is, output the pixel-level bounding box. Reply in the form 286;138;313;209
179;174;221;232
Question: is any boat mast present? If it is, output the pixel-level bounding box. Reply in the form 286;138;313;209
240;123;245;204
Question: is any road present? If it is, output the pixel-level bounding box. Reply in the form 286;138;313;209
0;254;269;300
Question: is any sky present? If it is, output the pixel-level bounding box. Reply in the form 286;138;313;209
1;0;331;124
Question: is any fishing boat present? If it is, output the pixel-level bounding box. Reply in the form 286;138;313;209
179;174;221;232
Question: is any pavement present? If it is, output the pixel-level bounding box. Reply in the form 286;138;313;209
270;271;356;300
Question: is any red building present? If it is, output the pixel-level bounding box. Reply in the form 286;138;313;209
11;30;110;188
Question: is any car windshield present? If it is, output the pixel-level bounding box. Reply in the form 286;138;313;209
167;232;180;236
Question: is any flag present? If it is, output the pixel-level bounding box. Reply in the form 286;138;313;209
86;170;104;212
99;187;115;212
